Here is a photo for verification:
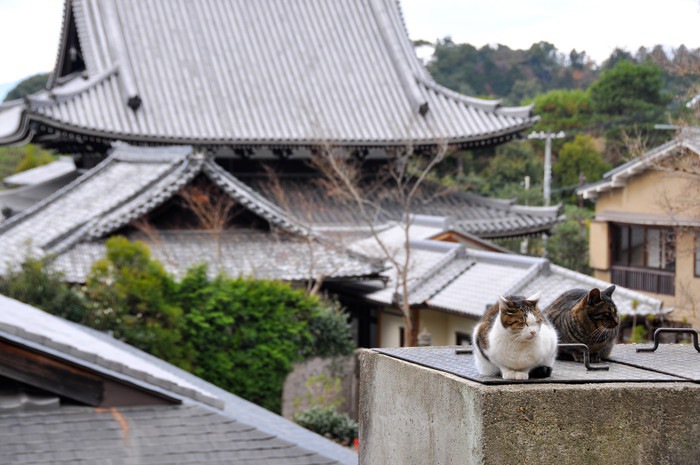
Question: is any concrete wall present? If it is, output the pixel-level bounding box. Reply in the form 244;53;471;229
360;350;700;465
282;355;358;420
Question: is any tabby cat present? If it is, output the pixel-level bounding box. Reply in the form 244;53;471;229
472;292;558;380
544;285;619;362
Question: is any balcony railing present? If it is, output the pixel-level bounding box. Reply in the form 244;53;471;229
610;266;675;295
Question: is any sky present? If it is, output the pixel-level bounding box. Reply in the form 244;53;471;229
0;0;699;90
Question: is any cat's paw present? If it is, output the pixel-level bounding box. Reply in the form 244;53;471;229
529;366;552;379
502;369;529;380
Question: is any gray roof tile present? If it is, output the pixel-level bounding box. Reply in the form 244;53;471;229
1;0;535;148
0;144;382;281
348;235;664;318
0;294;356;464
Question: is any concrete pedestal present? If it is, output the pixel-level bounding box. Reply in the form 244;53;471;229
359;349;700;465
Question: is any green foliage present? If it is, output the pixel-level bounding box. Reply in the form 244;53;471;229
589;60;668;119
292;406;358;446
0;257;89;323
544;205;594;274
178;265;317;413
532;89;593;131
485;141;543;190
14;144;56;173
3;73;49;102
0;144;55;180
630;324;649;343
554;134;611;190
305;298;355;358
427;39;597;105
85;236;190;368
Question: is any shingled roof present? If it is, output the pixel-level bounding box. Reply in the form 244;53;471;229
0;143;383;282
342;235;664;318
0;0;535;152
244;176;563;239
0;294;357;465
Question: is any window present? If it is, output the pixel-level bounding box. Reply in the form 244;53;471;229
611;224;675;271
456;332;472;346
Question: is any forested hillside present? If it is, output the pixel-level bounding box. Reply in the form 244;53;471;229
423;39;700;270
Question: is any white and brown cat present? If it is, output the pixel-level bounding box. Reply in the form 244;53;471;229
472;293;558;380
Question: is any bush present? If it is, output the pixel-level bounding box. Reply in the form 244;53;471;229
292;406;358;446
85;237;191;369
178;266;317;413
0;257;89;322
305;298;355;358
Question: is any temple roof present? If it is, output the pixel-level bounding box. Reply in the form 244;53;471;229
243;176;563;239
0;0;536;152
0;143;383;281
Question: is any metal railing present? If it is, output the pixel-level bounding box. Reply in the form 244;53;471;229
610;266;675;295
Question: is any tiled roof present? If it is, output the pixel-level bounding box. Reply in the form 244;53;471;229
0;143;382;281
578;128;700;199
0;0;535;149
347;237;664;317
53;230;384;283
0;404;343;465
0;294;356;465
244;176;563;239
3;157;76;187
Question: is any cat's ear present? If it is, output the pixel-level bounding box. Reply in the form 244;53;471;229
603;285;616;297
498;295;508;311
588;288;601;304
526;291;541;303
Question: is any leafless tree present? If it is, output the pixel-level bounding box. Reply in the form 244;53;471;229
310;141;451;346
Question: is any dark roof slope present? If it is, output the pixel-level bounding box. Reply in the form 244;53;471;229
0;294;357;464
0;0;535;150
244;176;563;239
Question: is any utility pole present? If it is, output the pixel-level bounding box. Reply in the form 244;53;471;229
528;130;566;206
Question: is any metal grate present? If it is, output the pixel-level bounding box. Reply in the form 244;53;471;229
375;329;700;385
374;346;685;385
608;329;700;382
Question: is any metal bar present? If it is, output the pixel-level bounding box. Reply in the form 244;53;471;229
557;343;610;371
456;344;610;371
636;328;700;353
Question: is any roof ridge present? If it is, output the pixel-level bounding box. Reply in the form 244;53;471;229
0;149;116;234
368;0;428;115
203;160;314;237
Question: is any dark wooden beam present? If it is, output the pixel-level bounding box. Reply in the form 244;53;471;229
0;341;103;406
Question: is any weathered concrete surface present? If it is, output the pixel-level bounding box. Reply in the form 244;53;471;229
282;354;357;420
359;349;700;465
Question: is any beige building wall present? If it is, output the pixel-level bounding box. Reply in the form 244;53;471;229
379;307;478;348
588;158;700;327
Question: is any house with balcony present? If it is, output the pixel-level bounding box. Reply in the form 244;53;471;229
578;128;700;327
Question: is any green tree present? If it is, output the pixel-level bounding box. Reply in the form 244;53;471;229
305;297;355;358
15;144;56;173
544;205;594;274
3;73;49;102
178;265;317;413
554;134;611;190
85;236;190;368
589;60;667;120
484;141;543;198
532;89;593;131
0;257;89;323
